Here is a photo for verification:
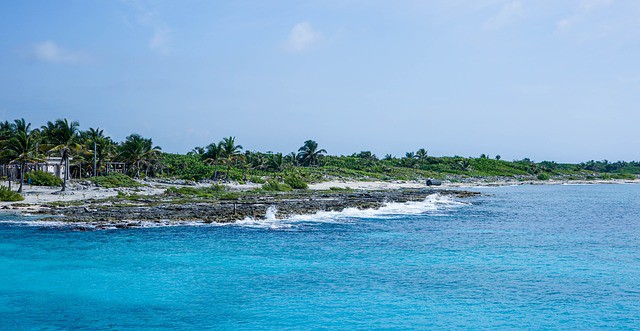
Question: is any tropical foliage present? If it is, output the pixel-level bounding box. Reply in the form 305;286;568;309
89;173;139;188
297;140;327;166
1;119;41;192
1;117;639;198
0;186;23;202
117;134;161;178
25;170;63;187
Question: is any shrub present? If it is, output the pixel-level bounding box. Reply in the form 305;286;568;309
0;186;24;202
25;171;63;187
211;184;226;191
261;180;292;192
536;173;550;181
89;173;139;188
248;176;266;184
218;192;240;200
284;174;308;189
164;184;226;198
609;173;637;180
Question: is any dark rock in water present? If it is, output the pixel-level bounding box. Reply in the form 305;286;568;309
35;188;480;227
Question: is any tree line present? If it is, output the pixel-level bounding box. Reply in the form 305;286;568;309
2;117;638;194
0;118;160;192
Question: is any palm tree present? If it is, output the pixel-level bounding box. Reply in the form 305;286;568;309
2;119;41;193
416;148;428;166
84;128;115;176
203;142;223;180
42;119;82;192
118;133;161;178
245;151;268;171
267;152;285;172
297;140;326;167
284;152;298;167
188;146;205;156
219;136;243;181
459;158;472;171
402;152;416;168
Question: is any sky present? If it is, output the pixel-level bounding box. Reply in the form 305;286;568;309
1;0;639;163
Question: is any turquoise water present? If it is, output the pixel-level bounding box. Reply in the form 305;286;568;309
1;184;639;330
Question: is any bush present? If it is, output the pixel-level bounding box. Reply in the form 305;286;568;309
615;173;638;180
284;175;308;190
536;173;550;181
248;175;266;184
89;173;139;188
25;171;63;187
164;184;226;198
261;180;292;192
0;186;24;202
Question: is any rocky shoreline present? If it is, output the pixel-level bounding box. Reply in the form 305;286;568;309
31;188;480;229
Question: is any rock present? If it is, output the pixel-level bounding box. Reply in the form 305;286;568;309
34;189;481;227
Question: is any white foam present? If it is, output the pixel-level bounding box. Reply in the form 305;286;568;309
229;193;468;229
0;194;469;230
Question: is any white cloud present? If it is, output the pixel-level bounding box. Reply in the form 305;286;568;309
30;41;88;64
581;0;614;11
283;22;323;53
557;0;614;31
137;10;172;54
122;1;172;54
484;1;524;30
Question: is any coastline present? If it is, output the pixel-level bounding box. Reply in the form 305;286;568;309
1;178;638;228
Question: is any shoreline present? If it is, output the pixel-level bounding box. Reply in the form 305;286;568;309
1;178;638;228
24;189;478;229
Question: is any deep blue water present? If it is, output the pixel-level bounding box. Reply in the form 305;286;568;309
1;184;639;330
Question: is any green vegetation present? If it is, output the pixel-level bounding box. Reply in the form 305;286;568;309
1;117;639;202
261;180;292;192
284;174;308;190
89;173;139;188
0;186;24;202
25;170;63;187
118;134;161;178
537;173;550;181
164;184;226;198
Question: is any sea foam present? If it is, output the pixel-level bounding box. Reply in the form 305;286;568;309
230;193;468;229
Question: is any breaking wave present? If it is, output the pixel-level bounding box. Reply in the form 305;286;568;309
230;194;469;229
0;194;469;231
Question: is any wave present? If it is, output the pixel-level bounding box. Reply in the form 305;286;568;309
229;194;469;229
0;194;469;231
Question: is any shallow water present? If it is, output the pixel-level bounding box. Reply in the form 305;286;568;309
1;184;639;329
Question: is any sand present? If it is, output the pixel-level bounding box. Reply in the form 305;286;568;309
2;177;639;215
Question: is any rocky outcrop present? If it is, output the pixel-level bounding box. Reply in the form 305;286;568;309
34;189;480;228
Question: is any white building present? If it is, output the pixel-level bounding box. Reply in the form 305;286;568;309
1;157;69;180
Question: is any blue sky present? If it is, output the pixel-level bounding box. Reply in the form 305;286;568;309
1;0;639;162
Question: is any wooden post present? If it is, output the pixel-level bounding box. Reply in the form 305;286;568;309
93;142;97;177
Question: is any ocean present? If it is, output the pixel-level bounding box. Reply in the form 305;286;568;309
1;184;639;330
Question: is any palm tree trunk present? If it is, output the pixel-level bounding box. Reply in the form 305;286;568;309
18;161;25;193
61;156;69;192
